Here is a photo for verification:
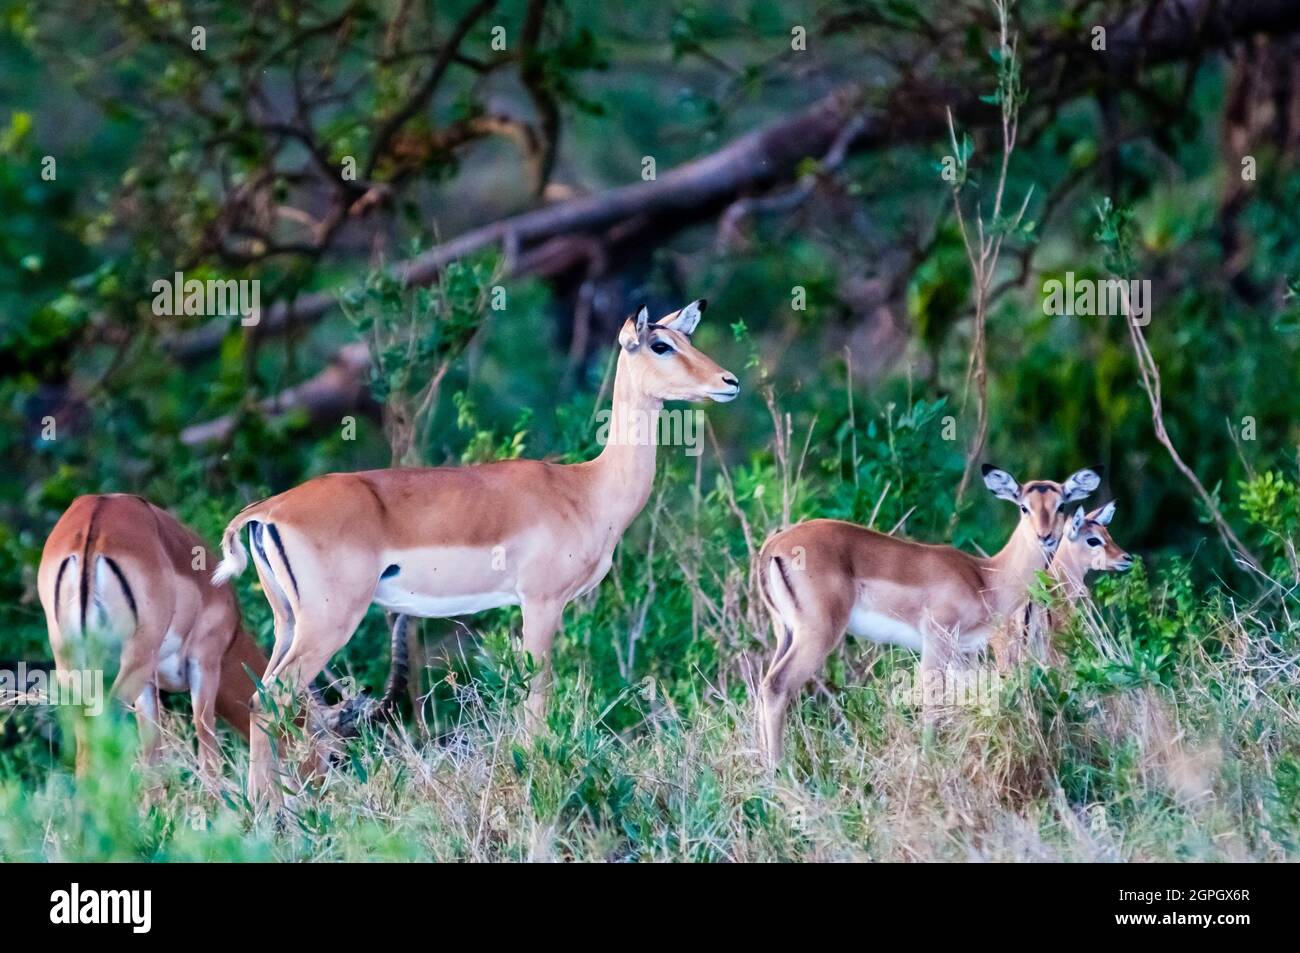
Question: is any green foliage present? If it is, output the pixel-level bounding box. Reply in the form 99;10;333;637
341;256;496;407
1240;471;1300;582
3;0;1299;862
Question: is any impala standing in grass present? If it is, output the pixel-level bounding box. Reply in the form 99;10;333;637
754;463;1103;765
213;300;740;802
37;494;268;778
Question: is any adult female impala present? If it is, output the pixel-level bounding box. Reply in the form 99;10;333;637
36;494;268;777
755;463;1102;764
213;300;739;801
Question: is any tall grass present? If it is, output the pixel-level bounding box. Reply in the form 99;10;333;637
2;390;1297;862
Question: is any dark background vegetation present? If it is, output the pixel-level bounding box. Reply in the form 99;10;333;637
1;1;1299;857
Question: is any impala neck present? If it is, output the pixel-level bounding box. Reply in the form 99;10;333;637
587;349;662;533
985;519;1050;614
1049;549;1090;599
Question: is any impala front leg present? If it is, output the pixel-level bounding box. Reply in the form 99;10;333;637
520;599;564;734
918;614;956;721
989;616;1020;673
135;679;162;766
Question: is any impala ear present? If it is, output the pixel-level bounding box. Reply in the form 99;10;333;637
982;463;1021;502
1069;506;1086;540
1062;464;1104;502
619;306;650;351
1092;500;1116;526
662;299;706;336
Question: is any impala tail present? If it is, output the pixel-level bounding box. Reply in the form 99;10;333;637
212;501;270;585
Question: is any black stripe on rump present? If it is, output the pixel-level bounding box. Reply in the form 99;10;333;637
53;556;72;625
265;524;301;600
773;555;799;612
250;520;268;567
103;556;138;624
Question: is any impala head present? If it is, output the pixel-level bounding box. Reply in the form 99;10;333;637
981;463;1104;555
617;300;740;402
1064;500;1132;573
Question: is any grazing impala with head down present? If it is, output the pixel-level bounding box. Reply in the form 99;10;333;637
755;463;1102;764
213;300;739;802
37;494;268;777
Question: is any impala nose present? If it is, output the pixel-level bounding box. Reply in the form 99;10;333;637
710;374;741;402
1116;556;1134;571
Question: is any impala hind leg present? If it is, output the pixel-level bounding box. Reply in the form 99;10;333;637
758;621;841;767
130;680;160;765
110;603;172;772
250;525;295;670
247;600;369;806
43;613;92;779
520;599;565;734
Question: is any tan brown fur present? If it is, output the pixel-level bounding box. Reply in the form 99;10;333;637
214;301;740;804
755;465;1103;765
36;494;267;778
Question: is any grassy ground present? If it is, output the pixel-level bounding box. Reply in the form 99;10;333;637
2;551;1296;862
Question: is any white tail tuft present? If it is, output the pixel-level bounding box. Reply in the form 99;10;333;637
211;517;251;586
211;555;243;586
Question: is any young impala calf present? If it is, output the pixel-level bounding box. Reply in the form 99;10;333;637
1025;501;1132;659
213;300;740;802
1053;502;1132;597
36;494;268;777
755;463;1102;764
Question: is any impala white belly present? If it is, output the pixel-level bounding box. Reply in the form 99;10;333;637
371;579;518;618
847;608;924;652
155;629;189;693
846;608;991;656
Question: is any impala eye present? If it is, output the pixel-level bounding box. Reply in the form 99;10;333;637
650;340;674;355
1086;537;1102;547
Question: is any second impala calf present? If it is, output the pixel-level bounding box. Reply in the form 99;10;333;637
1023;500;1132;660
755;463;1102;765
